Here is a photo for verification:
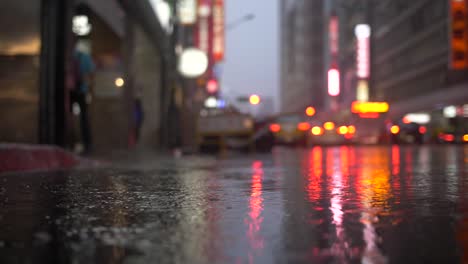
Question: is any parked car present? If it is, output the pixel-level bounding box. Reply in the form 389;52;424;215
307;119;355;146
389;121;426;144
267;113;311;146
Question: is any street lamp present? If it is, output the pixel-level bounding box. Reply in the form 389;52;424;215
249;94;261;105
226;13;255;31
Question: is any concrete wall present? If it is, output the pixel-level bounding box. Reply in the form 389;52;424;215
132;25;163;149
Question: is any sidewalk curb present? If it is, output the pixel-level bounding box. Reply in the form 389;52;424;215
0;143;96;174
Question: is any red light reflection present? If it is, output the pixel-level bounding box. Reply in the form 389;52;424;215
307;147;323;202
246;161;264;255
359;112;380;118
391;145;400;176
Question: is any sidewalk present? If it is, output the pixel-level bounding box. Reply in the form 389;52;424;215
0;143;98;174
0;143;217;174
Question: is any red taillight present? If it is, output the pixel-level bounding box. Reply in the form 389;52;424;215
359;112;380;118
444;134;455;142
419;126;427;134
439;133;455;142
269;123;281;133
390;125;400;134
297;122;311;131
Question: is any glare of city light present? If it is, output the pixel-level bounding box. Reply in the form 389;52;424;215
115;77;124;87
351;101;389;113
297;122;311;131
249;94;261;105
269;123;281;133
328;69;340;96
337;126;348;135
324;122;335;130
198;4;211;17
356;80;369;102
464;134;468;142
404;113;430;124
150;0;172;33
178;48;209;78
206;79;219;93
419;126;427;134
443;134;455;142
177;0;197;25
216;99;226;108
305;106;316;117
204;96;217;108
311;126;323;136
443;106;457;118
355;24;371;39
72;15;92;36
348;125;356;134
355;25;370;79
391;125;400;134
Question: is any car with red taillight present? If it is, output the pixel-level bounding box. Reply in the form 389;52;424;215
268;113;311;146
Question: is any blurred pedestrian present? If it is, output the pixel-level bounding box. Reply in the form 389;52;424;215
134;88;144;142
70;40;95;154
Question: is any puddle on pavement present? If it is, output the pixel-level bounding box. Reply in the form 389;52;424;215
0;145;467;263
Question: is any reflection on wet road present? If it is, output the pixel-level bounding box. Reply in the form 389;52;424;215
0;145;468;263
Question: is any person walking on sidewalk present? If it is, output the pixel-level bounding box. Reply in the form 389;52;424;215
71;41;95;154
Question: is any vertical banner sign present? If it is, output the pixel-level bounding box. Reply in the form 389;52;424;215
212;0;225;62
195;0;213;55
355;24;371;79
329;15;339;56
178;0;197;25
450;0;468;70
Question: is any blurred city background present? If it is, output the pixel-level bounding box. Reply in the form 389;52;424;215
2;1;468;263
0;0;467;153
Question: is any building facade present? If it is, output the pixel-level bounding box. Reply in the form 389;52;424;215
0;0;178;151
371;0;468;118
280;0;325;113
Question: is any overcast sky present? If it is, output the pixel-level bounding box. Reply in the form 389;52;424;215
222;0;279;112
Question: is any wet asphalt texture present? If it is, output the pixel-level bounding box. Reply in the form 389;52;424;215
0;145;468;264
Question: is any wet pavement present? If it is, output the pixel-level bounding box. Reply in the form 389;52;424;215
0;145;468;263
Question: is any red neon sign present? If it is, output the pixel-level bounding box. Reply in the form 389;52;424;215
212;0;225;61
329;16;339;55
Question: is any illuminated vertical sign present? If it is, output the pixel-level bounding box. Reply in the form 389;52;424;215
328;68;340;96
195;0;212;54
178;0;197;25
450;0;468;69
212;0;225;61
355;24;371;79
356;80;369;102
329;15;339;56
